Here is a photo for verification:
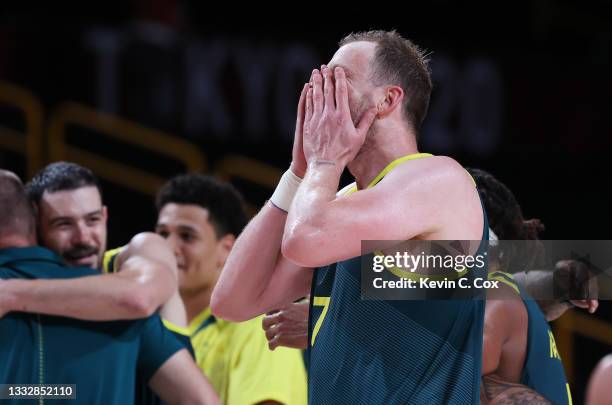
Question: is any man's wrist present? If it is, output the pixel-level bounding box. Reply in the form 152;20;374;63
306;158;345;179
2;279;23;313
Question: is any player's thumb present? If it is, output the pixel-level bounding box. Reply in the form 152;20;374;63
356;107;378;135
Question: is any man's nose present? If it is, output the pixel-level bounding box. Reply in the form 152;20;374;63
166;234;182;259
72;222;93;245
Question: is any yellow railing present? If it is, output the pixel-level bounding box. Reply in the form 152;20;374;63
47;102;207;195
0;81;44;177
553;310;612;384
214;154;284;215
215;155;283;189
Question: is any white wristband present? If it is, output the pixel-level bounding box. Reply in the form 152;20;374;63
270;169;303;212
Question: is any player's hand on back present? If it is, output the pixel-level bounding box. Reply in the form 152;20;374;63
546;259;599;321
262;299;309;350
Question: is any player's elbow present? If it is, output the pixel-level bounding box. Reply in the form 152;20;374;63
210;287;253;322
125;268;176;318
281;233;307;265
281;228;327;268
122;289;159;318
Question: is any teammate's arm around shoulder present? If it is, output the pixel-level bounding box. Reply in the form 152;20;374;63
1;232;177;321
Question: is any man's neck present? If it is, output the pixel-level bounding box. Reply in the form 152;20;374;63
348;124;419;189
181;285;215;324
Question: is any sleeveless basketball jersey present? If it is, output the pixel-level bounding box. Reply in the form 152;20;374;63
308;154;488;404
489;272;572;405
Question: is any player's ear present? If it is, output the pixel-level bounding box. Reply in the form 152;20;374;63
216;233;236;267
377;85;404;118
102;205;109;222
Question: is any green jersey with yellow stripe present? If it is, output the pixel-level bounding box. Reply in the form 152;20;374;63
308;154;489;404
489;272;572;405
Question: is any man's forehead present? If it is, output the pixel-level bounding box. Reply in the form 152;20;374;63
157;203;211;225
40;186;103;214
329;41;377;74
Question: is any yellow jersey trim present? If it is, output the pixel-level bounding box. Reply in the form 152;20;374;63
488;271;520;295
162;319;190;336
102;247;123;274
188;307;213;335
345;152;433;195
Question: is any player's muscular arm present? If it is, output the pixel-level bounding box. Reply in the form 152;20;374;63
212;203;313;321
158;291;188;327
482;291;527;380
114;235;187;327
211;83;314;322
283;159;464;267
482;300;509;376
3;233;177;320
149;349;220;405
481;374;552;405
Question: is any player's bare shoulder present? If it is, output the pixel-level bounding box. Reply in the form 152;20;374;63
383;155;482;240
383;155;472;194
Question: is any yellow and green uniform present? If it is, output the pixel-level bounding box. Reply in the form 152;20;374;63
0;247;186;405
308;153;489;404
489;271;573;404
188;307;308;405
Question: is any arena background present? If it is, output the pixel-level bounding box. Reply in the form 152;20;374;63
1;2;611;403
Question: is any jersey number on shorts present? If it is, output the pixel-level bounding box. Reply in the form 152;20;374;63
311;296;330;347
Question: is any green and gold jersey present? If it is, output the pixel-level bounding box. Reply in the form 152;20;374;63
489;272;572;405
189;307;308;405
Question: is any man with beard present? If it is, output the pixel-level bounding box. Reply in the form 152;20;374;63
212;30;488;404
1;162;204;405
0;170;218;405
8;162;184;325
